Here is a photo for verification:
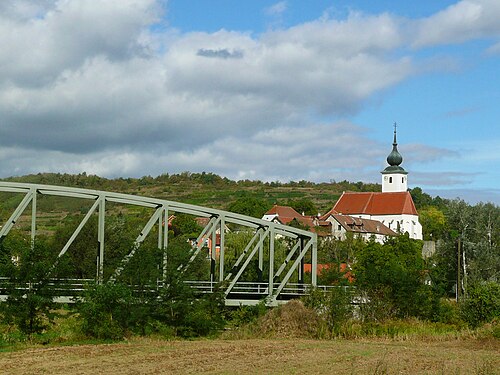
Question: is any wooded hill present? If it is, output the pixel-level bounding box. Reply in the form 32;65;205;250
1;171;381;214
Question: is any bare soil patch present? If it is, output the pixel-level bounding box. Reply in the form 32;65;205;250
0;337;498;374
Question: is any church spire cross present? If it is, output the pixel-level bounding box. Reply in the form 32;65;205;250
393;122;397;145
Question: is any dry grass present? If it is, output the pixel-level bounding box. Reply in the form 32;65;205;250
0;337;498;375
250;300;327;339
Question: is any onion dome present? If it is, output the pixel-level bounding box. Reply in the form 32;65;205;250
382;123;407;174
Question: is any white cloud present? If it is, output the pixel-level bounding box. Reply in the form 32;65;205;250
412;171;478;186
403;144;459;164
265;2;287;16
0;122;386;183
0;0;495;200
0;5;414;158
486;41;500;54
426;188;500;204
412;0;500;47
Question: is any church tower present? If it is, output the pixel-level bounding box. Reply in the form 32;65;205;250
381;124;408;192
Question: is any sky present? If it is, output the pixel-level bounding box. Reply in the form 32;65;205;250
0;0;499;204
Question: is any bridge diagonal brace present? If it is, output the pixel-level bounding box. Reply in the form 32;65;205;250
224;228;262;281
178;215;217;267
271;238;313;299
178;216;221;273
274;240;301;280
57;199;100;258
112;205;164;280
0;189;35;240
225;228;270;297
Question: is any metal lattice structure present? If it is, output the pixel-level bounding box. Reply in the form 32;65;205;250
0;182;317;306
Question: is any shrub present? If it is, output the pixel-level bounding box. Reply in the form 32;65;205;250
460;282;500;328
228;302;267;328
75;283;133;340
303;287;353;334
253;300;326;339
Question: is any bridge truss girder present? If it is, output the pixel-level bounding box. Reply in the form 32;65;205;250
0;182;317;306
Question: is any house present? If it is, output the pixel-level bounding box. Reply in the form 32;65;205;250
194;217;231;257
262;205;396;243
322;211;397;242
262;204;316;229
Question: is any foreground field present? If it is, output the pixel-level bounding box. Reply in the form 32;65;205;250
0;337;498;374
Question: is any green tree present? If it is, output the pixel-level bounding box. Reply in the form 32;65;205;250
303;287;353;335
0;235;59;336
286;198;318;216
151;236;225;337
227;196;270;218
409;187;433;209
170;214;202;238
353;235;435;320
419;206;446;240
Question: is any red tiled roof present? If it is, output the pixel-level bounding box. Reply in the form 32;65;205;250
318;207;338;221
274;215;316;229
265;205;317;228
303;263;354;283
333;192;418;216
265;205;303;219
303;263;330;274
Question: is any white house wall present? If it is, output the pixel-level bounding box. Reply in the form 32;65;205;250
327;216;392;244
353;213;422;240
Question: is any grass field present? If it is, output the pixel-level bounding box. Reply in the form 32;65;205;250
0;337;498;374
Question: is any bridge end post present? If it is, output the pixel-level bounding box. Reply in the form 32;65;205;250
311;235;318;286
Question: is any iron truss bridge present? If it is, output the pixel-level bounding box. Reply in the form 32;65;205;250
0;182;318;306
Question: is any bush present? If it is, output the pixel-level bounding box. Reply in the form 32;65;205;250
157;283;226;338
228;302;267;328
460;282;500;328
433;298;462;325
75;283;133;340
253;300;326;339
303;287;353;334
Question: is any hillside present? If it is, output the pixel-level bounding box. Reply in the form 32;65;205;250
1;172;382;214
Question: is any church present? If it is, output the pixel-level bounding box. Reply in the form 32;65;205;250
262;125;423;241
332;126;422;240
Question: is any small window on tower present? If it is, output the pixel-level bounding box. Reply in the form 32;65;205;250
402;177;404;183
389;177;393;183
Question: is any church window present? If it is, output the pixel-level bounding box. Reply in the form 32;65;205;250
389;177;393;183
402;177;404;183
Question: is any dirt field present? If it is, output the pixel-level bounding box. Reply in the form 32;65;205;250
0;337;498;374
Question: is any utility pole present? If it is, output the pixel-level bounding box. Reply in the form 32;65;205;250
456;237;461;302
